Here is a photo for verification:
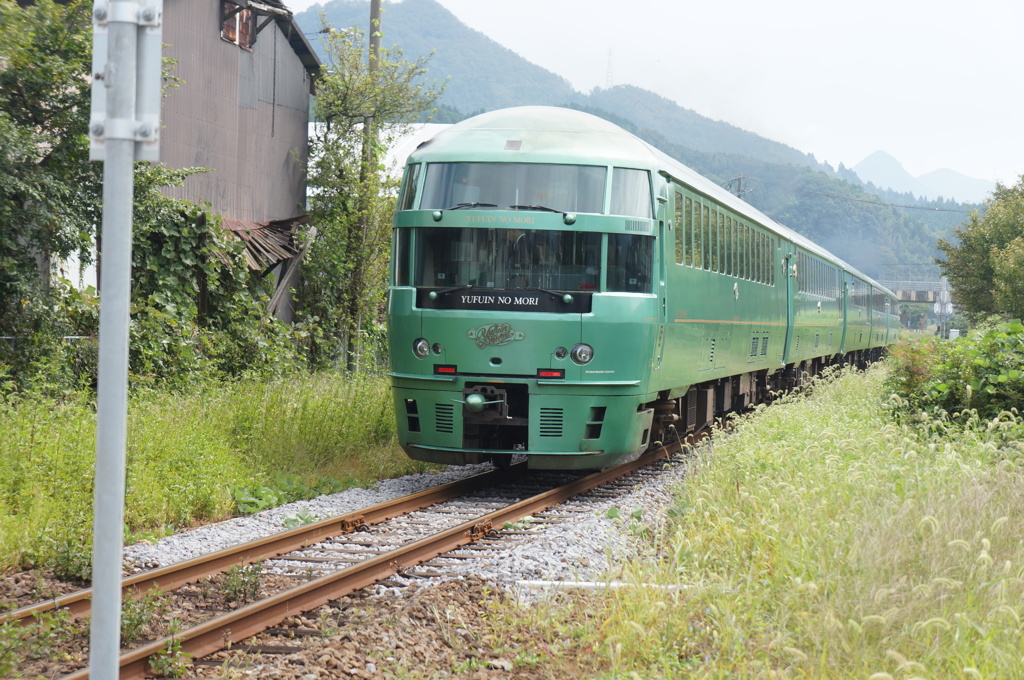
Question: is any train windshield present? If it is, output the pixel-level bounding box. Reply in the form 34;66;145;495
414;227;600;292
417;163;606;214
411;228;653;294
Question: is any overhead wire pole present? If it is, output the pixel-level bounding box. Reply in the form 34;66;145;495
88;0;162;676
727;173;753;199
349;0;381;371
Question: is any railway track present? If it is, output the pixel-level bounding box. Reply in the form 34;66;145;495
7;438;696;679
4;463;529;629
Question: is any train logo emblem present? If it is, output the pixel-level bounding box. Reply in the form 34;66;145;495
467;323;526;348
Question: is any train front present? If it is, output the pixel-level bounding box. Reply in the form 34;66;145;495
387;108;662;470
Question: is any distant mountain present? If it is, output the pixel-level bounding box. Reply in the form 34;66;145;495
298;0;832;173
583;85;821;171
853;151;992;203
918;168;994;204
294;0;976;280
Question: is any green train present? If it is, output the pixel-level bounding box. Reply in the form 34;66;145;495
387;106;899;470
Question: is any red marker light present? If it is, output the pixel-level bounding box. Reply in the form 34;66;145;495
435;365;457;375
537;368;565;379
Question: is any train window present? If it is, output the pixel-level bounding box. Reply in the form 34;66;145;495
692;201;703;269
851;280;867;308
726;218;735;277
398;164;421;211
418;162;606;214
725;218;733;276
709;210;719;272
684;197;693;266
394;229;411;286
610;168;653;218
717;213;726;274
742;225;747;279
754;230;761;282
760;233;768;285
763;234;770;284
702;205;711;271
674;191;684;265
753;232;761;284
733;220;741;278
607;234;653;293
411;227;602;292
752;232;758;283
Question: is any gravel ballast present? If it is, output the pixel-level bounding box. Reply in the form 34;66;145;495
124;458;690;594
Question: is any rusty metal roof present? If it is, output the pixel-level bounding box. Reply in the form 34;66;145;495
222;215;308;272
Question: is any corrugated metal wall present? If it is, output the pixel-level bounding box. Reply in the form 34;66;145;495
160;0;313;223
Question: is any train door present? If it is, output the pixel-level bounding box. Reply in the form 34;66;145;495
781;247;796;365
653;215;668;371
868;285;876;344
838;276;849;354
885;298;895;344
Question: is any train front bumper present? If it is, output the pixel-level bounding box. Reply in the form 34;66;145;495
391;376;655;470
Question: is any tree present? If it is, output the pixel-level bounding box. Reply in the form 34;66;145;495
0;0;104;390
0;0;99;330
937;176;1024;321
300;18;443;370
0;0;301;392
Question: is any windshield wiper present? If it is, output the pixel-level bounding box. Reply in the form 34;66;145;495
444;202;498;210
523;286;573;299
509;204;567;215
428;284;474;297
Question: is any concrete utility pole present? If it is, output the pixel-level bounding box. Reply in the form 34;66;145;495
88;0;162;676
350;0;381;372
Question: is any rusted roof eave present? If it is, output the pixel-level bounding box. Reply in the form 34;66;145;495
222;215;309;271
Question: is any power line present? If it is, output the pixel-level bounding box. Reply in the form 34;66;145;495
800;190;973;213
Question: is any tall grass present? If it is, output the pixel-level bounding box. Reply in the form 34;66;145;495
0;372;425;575
586;366;1024;677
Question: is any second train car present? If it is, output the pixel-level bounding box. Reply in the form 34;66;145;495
387;106;898;469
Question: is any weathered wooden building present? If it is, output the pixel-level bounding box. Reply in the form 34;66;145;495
160;0;320;319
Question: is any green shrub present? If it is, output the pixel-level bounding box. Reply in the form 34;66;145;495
886;321;1024;434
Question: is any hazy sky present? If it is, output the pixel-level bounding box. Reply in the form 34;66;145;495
291;0;1023;185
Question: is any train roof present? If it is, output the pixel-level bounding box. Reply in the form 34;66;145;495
408;106;894;296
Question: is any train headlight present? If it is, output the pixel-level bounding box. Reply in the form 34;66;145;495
570;343;594;365
412;338;430;359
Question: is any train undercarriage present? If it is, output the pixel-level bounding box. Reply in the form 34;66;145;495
644;347;887;450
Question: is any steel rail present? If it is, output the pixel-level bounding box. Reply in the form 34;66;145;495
62;443;683;680
4;462;527;628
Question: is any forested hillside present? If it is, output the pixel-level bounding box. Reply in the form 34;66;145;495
297;0;978;279
299;0;574;113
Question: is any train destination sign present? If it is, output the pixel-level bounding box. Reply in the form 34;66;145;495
417;287;592;313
